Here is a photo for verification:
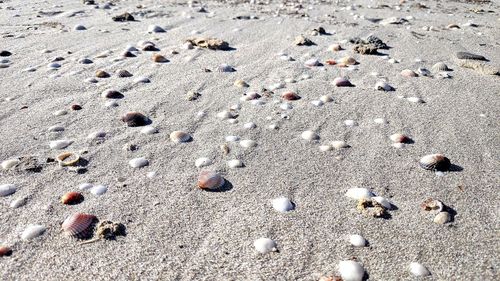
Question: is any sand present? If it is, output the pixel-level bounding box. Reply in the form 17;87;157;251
0;0;499;280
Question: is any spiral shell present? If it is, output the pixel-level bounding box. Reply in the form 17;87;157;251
419;154;451;171
197;170;225;190
61;191;84;205
121;112;149;127
62;213;97;238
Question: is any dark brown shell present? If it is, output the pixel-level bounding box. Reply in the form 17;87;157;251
71;104;82;110
61;191;84;205
102;89;124;99
281;92;301;101
419;154;451;171
0;246;12;257
116;69;133;78
121;112;149;127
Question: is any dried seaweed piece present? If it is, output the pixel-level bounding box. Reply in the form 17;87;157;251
185;37;230;50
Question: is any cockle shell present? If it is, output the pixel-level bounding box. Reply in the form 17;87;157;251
281;92;301;101
401;69;418;77
375;81;394;91
389;133;410;143
152;54;168;63
49;140;73;149
227;159;243;168
61;191;84;205
122;112;149;127
170;131;192;143
345;187;374;200
333;77;353;87
90;185;107;195
0;184;17;197
349;234;366;247
101;89;124;99
432;62;451;72
116;69;132;77
21;225;46;240
62;213;97;237
338;260;365;281
339;56;357;65
147;25;165;33
419;154;451;171
217;64;235;72
195;157;212;168
254;238;278;254
272;197;294;212
0;246;12;257
240;139;257;148
301;130;319;141
331;141;349;149
197;170;225;190
409;262;431;277
1;159;20;170
78;58;93;64
129;157;149;168
56;152;80;166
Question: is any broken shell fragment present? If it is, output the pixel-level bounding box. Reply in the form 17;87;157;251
419;154;451;171
1;159;20;170
345;187;374;200
152;54;169;63
121;112;149;127
50;140;73;149
56;152;80;166
254;238;278;254
61;191;84;205
331;141;349;149
420;198;444;213
197;170;225;190
170;131;192;143
62;213;97;238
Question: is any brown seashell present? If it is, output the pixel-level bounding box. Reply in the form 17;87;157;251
389;133;410;143
71;104;82;110
116;69;132;78
101;89;124;99
294;35;315;46
281;92;301;101
419;154;451;171
0;246;13;257
234;79;249;88
401;69;419;77
56;151;80;166
121;111;149;127
185;37;230;50
152;54;169;63
198;170;225;190
95;70;110;78
62;213;97;238
447;23;460;29
61;191;84;205
325;59;336;65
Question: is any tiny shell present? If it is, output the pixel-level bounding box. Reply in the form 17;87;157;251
152;54;169;63
281;92;301;101
374;118;388;124
240;91;261;101
122;112;149;127
375;81;394;91
170;131;192;143
301;130;319;141
10;197;27;208
62;213;97;237
338;260;365;281
320;95;333;103
227;159;243;168
53;110;67;116
225;135;240;142
339;56;357;65
401;69;418;77
254;238;278;254
331;141;349;149
1;159;20;170
419;154;451;171
311;100;324;107
407;97;424;103
90;185;107;195
47;62;61;69
304;58;320;67
49;140;73;149
420;198;444;213
216;110;235;119
344;120;357;127
148;25;165;33
56;152;80;166
217;64;235;72
102;89;124;99
333;77;353;87
78;58;93;64
272;197;294;212
21;225;46;240
0;246;12;257
434;211;451;224
61;191;84;205
0;184;17;197
79;183;93;190
345;187;374;200
243;122;257;129
234;79;249;87
240;139;257;148
134;76;150;83
198;170;225;190
116;69;133;77
349;234;366;247
195;157;212;168
389;133;409;143
409;262;431;277
73;24;86;31
129;157;149;168
432;62;451;72
456;51;486;61
329;43;342;51
319;145;333;151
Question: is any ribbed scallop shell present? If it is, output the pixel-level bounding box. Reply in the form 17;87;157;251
281;92;301;101
419;154;451;171
116;69;132;77
121;112;149;127
170;131;192;143
62;213;97;238
61;191;84;205
197;170;225;190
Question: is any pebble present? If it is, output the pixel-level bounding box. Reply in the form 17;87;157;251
434;211;451;224
227;159;243;168
344;120;358;127
338;260;365;281
254;238;278;254
225;135;240;142
0;184;17;197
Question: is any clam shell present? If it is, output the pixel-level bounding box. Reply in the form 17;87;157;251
281;92;301;101
122;51;136;57
419;154;451;171
271;197;294;212
243;122;257;129
152;54;169;63
349;234;366;247
333;77;353;87
0;246;12;257
217;64;235;72
49;140;73;149
1;159;20;170
225;135;240;142
240;139;257;148
101;89;124;99
319;145;333;151
61;191;84;205
301;130;319;141
432;62;451;72
434;211;451;224
141;126;158;135
409;262;431;277
389;133;409;143
304;58;320;67
134;76;150;83
142;44;157;51
320;95;334;103
339;56;357;65
401;69;418;77
375;81;394;91
121;112;149;127
338;260;365;281
254;238;277;254
90;185;107;195
456;51;486;61
56;152;80;166
345;187;374;200
10;197;27;208
21;225;46;240
0;184;17;197
116;69;133;77
170;131;192;143
234;79;249;87
329;43;342;51
227;159;243;168
197;170;225;190
195;157;212;168
73;24;86;31
78;58;93;64
331;141;349;149
129;157;149;168
148;25;165;33
62;213;97;238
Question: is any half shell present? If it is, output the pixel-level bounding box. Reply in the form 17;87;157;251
170;131;192;143
121;112;149;127
254;238;278;254
61;191;84;205
419;154;451;171
62;213;97;238
197;170;225;190
21;225;46;240
56;152;80;166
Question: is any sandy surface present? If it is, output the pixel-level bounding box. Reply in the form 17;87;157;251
0;0;499;280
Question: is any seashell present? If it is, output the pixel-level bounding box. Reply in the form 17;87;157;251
121;51;136;57
134;76;150;83
56;152;80;166
79;183;93;190
240;91;261;101
152;54;169;63
447;23;460;29
329;43;342;51
85;77;98;83
216;110;235;120
269;82;285;91
311;100;324;107
129;157;149;168
374;118;388;124
141;126;158;135
345;187;374;200
1;159;20;170
147;25;166;33
0;184;17;197
240;139;257;148
401;69;418;77
217;64;235;72
419;154;451;171
49;140;73;149
331;141;349;149
62;213;97;237
432;62;451;72
225;135;240;142
271;197;294;212
349;234;366;247
344;120;357;127
320;95;334;103
78;58;93;64
73;24;86;31
338;260;365;281
281;92;301;101
21;225;46;240
409;262;431;277
417;67;431;76
227;159;243;168
170;131;192;143
420;198;444;213
122;112;149;127
10;197;27;208
434;211;451;224
197;170;225;190
301;130;319;141
87;131;106;139
47;62;61;69
304;58;320;67
0;50;12;56
90;185;107;195
407;97;424;103
141;44;157;51
116;69;132;77
333;77;353;87
254;238;278;254
372;196;392;210
124;45;138;52
243;122;257;129
0;246;13;257
319;145;333;152
71;104;82;110
339;56;357;65
61;191;84;205
375;81;394;91
234;79;249;88
389;133;410;143
195;157;212;168
101;89;124;99
53;109;67;116
456;51;486;61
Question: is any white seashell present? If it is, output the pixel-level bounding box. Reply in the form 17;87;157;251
338;260;365;281
230;103;241;110
251;100;265;106
49;140;73;149
147;171;156;178
349;234;366;247
129;157;149;168
53;109;67;116
148;25;165;33
407;97;424;103
254;238;278;254
10;197;27;208
0;184;17;197
301;130;319;141
85;77;98;83
268;82;285;91
311;100;324;107
227;119;239;124
271;197;294;212
87;131;106;139
319;145;333;152
392;142;406;149
48;125;64;132
344;120;358;127
21;225;46;240
304;58;320;67
331;141;349;149
225;135;240;142
195;157;212;168
78;183;93;190
280;103;293;110
124;45;138;52
240;139;257;148
196;111;207;118
47;62;61;69
227;159;244;168
268;124;278;130
90;185;107;195
375;81;394;91
374;118;388;124
345;187;374;200
409;262;431;277
372;196;392;209
182;42;194;49
1;159;20;170
216;110;234;120
141;126;158;135
320;95;334;103
243;122;256;129
134;76;150;83
434;211;451;224
240;91;261;101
